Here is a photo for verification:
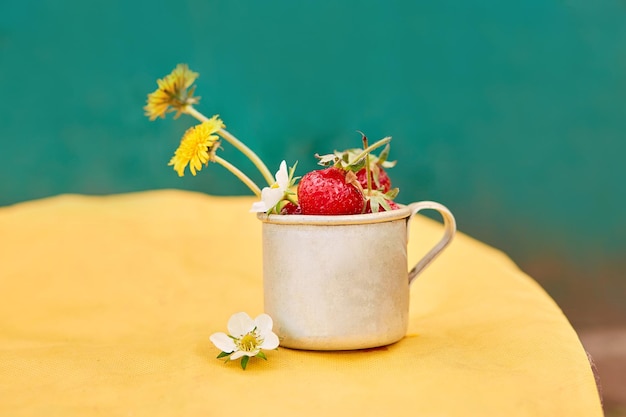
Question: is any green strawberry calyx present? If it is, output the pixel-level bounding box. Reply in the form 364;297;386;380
365;188;399;213
314;134;401;213
315;136;392;172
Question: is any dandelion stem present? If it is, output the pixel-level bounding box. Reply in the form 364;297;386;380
213;155;262;197
186;106;275;186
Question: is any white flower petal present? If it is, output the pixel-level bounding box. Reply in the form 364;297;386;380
254;313;274;335
230;350;259;360
249;161;291;213
275;160;289;188
227;312;255;337
209;332;236;353
230;350;246;360
260;331;280;350
249;201;268;212
261;187;285;211
243;349;260;357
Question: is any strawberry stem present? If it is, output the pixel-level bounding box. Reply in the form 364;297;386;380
351;136;392;165
360;132;373;196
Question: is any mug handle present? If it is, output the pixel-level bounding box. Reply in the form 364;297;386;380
407;201;456;284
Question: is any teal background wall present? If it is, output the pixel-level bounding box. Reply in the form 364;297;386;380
1;0;624;327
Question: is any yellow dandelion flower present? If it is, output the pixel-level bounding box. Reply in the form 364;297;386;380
144;64;200;120
168;116;225;176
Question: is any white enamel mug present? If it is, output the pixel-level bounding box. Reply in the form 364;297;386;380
257;201;456;350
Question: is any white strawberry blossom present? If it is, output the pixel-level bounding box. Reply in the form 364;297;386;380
250;160;291;213
210;312;279;369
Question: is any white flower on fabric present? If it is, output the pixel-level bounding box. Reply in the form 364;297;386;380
250;160;290;213
210;312;280;370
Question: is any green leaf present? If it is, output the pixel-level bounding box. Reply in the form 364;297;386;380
377;143;390;165
288;161;300;187
216;351;231;359
346;136;391;168
370;198;380;213
255;351;267;361
346;158;366;172
315;153;338;166
240;356;250;370
385;188;399;200
381;159;397;168
371;165;381;189
379;198;392;212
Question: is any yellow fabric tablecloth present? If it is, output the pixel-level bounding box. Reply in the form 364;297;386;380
0;190;602;417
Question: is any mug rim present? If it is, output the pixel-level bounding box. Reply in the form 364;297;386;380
257;204;412;225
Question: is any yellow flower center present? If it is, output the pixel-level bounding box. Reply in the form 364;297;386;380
238;333;259;352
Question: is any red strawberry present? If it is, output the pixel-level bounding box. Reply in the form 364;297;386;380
298;167;365;215
280;201;301;215
356;166;392;193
